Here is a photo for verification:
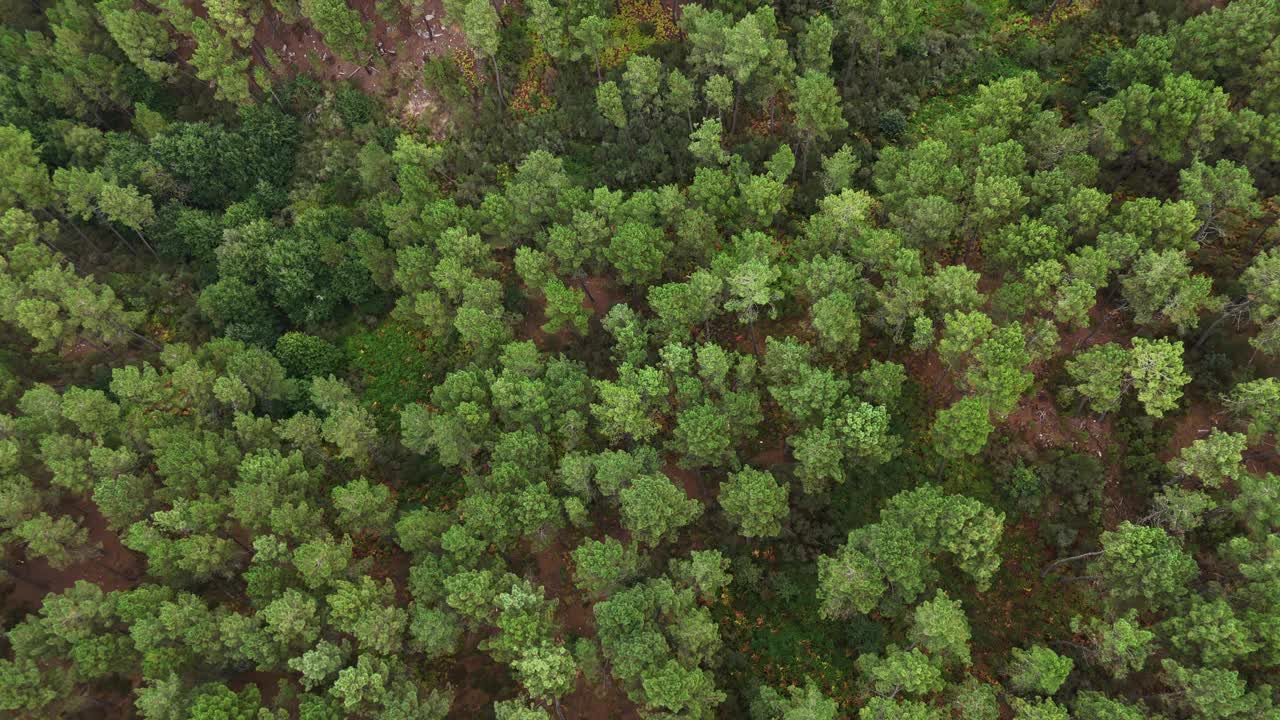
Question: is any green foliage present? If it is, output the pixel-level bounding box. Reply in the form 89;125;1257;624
572;536;641;597
300;0;370;61
619;473;702;546
275;332;345;378
1092;522;1198;609
932;397;993;461
1070;611;1154;680
4;6;1280;719
1007;645;1073;696
718;466;788;538
817;486;1003;618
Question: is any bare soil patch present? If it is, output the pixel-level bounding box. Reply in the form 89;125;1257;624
3;502;141;621
249;0;478;127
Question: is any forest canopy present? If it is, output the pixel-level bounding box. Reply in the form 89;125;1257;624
1;0;1279;718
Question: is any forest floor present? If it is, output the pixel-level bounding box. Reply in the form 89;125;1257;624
247;0;478;134
3;502;140;616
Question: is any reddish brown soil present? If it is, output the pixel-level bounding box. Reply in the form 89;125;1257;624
663;460;705;504
560;670;642;720
1164;401;1219;462
370;544;414;606
4;502;141;620
230;670;290;708
1060;303;1130;355
903;347;959;409
446;649;512;719
748;437;789;469
248;0;479;130
580;276;619;319
1005;388;1108;455
518;289;575;353
529;538;592;635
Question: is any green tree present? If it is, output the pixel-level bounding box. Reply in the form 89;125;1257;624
331;478;395;536
751;680;838;720
1169;430;1247;488
856;645;945;697
1091;73;1232;164
798;15;835;74
1160;659;1274;720
910;590;972;667
189;19;252;104
0;126;53;211
931;397;993;461
526;0;566;62
1128;338;1189;418
274;332;344;378
14;513;99;569
718;467;788;538
1069;612;1155;680
623;54;663;114
817;486;1003;618
1121;250;1223;334
570;15;608;83
671;401;734;470
96;0;178;81
1064;343;1131;415
300;0;369;61
1007;645;1073;696
1225;378;1280;440
596;80;627;129
665;69;696;129
540;279;589;335
791;71;847;178
1241;248;1280;356
1178;159;1260;243
1163;597;1259;668
571;537;641;597
688;118;729;166
619;473;703;546
1089;522;1199;608
606;222;670;286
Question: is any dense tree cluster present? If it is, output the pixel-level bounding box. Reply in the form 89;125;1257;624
2;0;1280;718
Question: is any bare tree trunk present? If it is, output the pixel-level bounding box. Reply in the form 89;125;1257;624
1193;303;1244;351
49;209;103;253
127;328;162;351
228;533;252;553
491;57;506;106
578;276;596;304
100;219;141;256
1042;550;1104;577
731;83;740;134
135;229;160;258
1073;394;1089;416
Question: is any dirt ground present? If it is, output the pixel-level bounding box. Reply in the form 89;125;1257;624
3;502;141;620
248;0;481;133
